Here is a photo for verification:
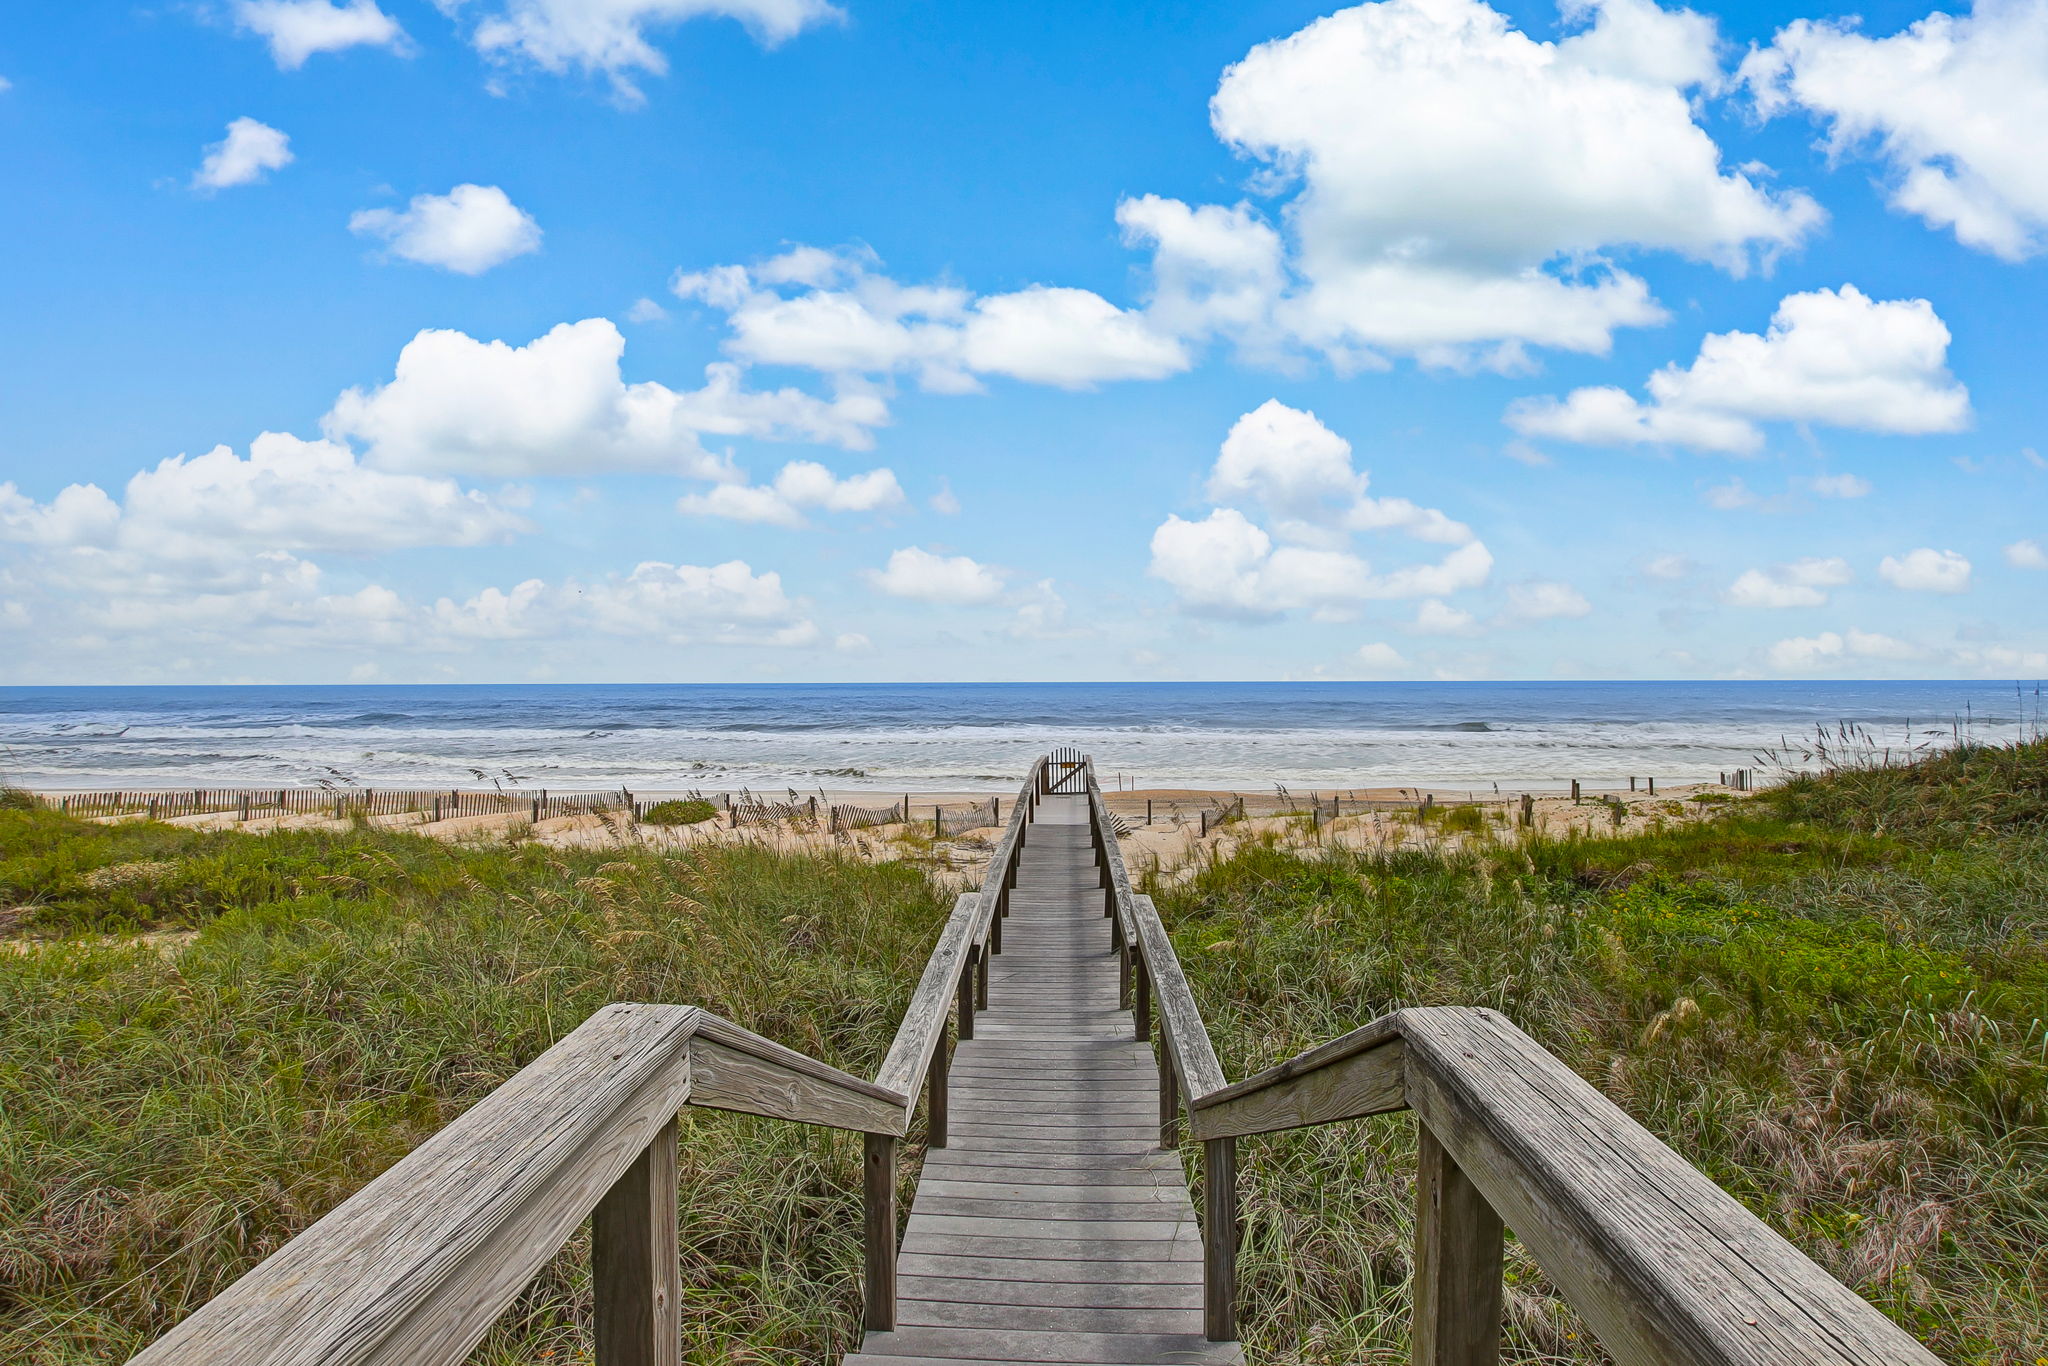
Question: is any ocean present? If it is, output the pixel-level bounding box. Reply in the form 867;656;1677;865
0;681;2037;794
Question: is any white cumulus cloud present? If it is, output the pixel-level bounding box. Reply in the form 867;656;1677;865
234;0;409;68
462;0;843;103
1148;402;1492;619
1743;0;2048;260
2006;538;2048;569
1192;0;1820;366
1723;556;1852;608
325;319;885;478
192;117;293;191
1766;627;1923;672
865;547;1007;605
350;184;542;275
677;459;903;527
1507;285;1969;453
1878;547;1972;593
674;245;1187;392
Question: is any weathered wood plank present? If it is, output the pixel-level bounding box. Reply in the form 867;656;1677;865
591;1117;681;1366
1186;1034;1405;1140
131;1003;703;1366
1399;1006;1944;1366
895;1254;1202;1285
851;1325;1243;1365
1412;1123;1502;1366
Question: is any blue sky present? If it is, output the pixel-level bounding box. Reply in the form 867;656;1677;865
1;0;2043;684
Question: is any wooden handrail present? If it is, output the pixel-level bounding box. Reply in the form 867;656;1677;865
128;757;1051;1365
128;1005;896;1366
1073;758;1946;1366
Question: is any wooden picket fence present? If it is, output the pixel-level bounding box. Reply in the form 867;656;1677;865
43;787;636;823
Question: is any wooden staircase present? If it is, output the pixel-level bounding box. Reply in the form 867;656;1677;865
846;794;1237;1366
127;752;1946;1366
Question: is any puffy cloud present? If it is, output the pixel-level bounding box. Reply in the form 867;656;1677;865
1722;556;1851;608
1743;0;2048;260
1;434;523;561
192;117;293;191
2006;538;2048;569
1196;0;1819;365
1508;286;1970;453
864;547;1007;605
674;245;1186;391
1505;579;1591;619
1878;547;1972;593
677;459;903;526
1766;628;1923;671
234;0;409;68
1148;402;1490;618
432;560;818;647
1115;195;1286;347
959;287;1189;387
349;184;542;275
325;319;883;478
462;0;842;103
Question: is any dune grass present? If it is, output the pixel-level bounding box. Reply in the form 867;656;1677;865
5;743;2043;1364
1152;740;2048;1365
0;810;948;1364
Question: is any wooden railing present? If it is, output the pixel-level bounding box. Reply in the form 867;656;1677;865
128;757;1050;1366
1074;756;1947;1366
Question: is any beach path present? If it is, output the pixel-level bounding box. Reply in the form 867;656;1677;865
843;793;1240;1366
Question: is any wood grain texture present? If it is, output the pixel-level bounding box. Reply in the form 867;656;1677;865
845;793;1231;1366
130;1003;704;1366
592;1117;681;1366
1411;1124;1502;1366
1399;1006;1944;1366
1188;1028;1405;1140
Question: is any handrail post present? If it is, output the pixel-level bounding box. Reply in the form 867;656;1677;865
976;936;990;1010
863;1133;899;1332
1202;1136;1238;1342
1132;952;1149;1036
592;1117;681;1366
1158;1037;1180;1149
957;944;978;1041
927;1021;949;1149
1412;1124;1503;1366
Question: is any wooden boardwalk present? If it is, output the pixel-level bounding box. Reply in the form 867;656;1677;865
846;795;1242;1366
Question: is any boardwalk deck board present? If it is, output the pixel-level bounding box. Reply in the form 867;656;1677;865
844;795;1240;1366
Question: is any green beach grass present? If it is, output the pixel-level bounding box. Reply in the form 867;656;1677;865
1154;739;2048;1364
0;812;948;1364
2;741;2043;1363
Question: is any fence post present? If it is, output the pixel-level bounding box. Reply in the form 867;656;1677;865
1518;794;1533;829
933;807;943;839
1570;779;1580;804
592;1118;681;1366
862;1133;898;1332
1203;1137;1238;1342
1411;1124;1504;1366
1629;776;1637;792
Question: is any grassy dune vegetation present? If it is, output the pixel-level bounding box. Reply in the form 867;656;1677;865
1156;740;2048;1365
0;806;947;1364
3;743;2042;1365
